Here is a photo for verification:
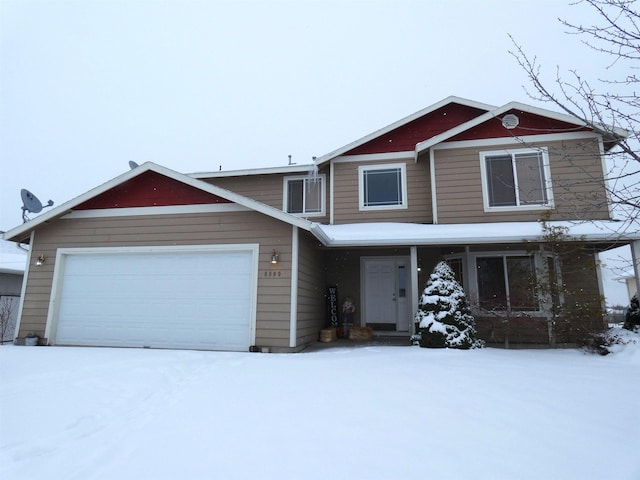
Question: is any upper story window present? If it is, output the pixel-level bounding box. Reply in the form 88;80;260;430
358;163;407;210
283;174;325;216
480;148;553;211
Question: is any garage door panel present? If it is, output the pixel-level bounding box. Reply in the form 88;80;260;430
54;248;255;351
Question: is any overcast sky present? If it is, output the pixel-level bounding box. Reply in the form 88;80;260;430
0;0;610;230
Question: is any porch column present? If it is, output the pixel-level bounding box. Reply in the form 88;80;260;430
631;240;640;299
410;246;419;335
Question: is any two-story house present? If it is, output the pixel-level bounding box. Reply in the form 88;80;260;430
4;96;638;352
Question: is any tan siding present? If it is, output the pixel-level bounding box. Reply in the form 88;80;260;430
19;211;294;350
202;172;330;224
332;158;432;224
296;231;326;347
434;138;610;224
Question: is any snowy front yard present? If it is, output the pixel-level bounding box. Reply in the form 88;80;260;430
1;333;639;480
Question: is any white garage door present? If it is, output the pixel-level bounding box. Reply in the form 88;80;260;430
52;246;256;351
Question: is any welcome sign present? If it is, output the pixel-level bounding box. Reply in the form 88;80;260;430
327;286;338;327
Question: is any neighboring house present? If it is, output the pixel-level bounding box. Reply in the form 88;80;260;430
613;268;638;302
3;96;640;351
0;240;27;343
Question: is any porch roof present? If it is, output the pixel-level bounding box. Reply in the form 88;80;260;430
310;219;640;247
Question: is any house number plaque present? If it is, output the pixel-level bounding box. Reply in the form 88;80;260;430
263;271;282;277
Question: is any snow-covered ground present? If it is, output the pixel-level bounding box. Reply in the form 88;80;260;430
1;329;639;480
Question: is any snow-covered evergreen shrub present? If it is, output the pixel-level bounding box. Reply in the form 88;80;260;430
414;261;483;349
623;293;640;331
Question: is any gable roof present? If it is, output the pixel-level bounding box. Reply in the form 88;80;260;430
314;97;628;164
2;162;313;244
313;96;496;164
416;101;627;154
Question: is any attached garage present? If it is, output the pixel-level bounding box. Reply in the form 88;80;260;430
47;245;258;351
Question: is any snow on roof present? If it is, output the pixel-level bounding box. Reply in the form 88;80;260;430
310;220;640;247
0;239;27;274
189;164;317;179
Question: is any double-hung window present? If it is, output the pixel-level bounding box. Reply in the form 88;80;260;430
284;175;325;216
480;148;553;210
359;163;407;210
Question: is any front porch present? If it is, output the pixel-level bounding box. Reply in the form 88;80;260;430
303;334;412;352
320;240;610;347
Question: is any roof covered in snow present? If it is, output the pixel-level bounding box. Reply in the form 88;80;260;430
0;239;27;274
310;220;640;247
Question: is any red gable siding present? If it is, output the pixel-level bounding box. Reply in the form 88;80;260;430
447;109;591;142
75;171;231;210
344;103;488;155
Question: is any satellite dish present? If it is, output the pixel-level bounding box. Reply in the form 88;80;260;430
501;114;520;130
21;189;54;223
129;161;139;169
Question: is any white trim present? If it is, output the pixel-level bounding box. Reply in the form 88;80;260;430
358;163;408;211
430;131;602;151
289;226;299;348
282;174;326;218
594;254;607;314
416;100;625;154
329;160;335;225
410;246;419;336
331;151;415;163
598;136;615;219
448;249;545;315
310;219;640;247
479;147;554;212
3;161;313;242
12;231;34;342
45;243;260;348
63;203;250;219
190;163;317;179
631;240;640;299
429;148;438;224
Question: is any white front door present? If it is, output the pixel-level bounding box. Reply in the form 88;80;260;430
361;257;410;332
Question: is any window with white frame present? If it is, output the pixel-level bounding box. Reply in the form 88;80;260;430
359;163;407;210
480;148;553;210
446;251;553;313
283;175;325;216
476;255;538;311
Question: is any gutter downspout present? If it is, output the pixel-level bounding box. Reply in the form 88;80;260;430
598;137;615;220
289;226;299;349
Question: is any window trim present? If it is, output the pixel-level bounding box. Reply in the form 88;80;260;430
474;253;539;312
479;147;554;212
282;174;326;217
446;250;546;315
358;163;408;211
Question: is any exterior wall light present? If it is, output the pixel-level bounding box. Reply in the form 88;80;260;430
271;250;279;264
35;254;46;266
